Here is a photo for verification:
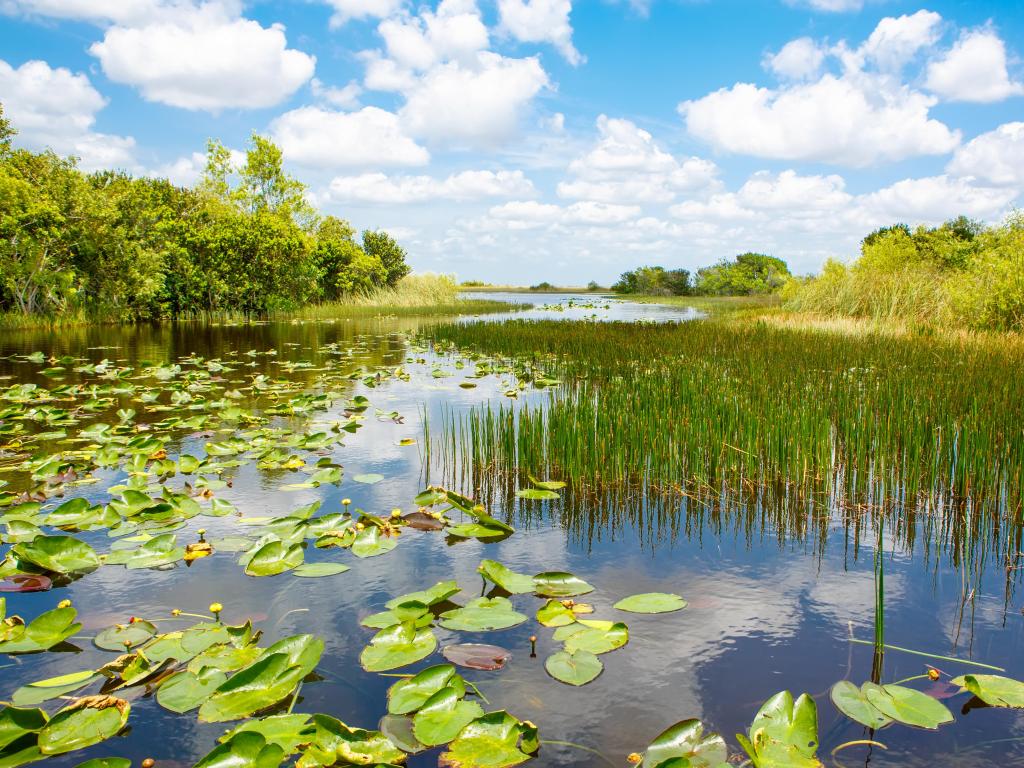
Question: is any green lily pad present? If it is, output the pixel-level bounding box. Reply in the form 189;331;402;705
737;691;820;768
157;667;228;713
515;489;559;500
829;681;892;729
353;473;385;484
351;527;397;558
11;671;98;707
380;714;427;754
0;706;48;751
641;718;729;768
361;622;437;672
220;714;314;755
386;581;461;609
412;686;485;747
535;600;583;627
560;622;629;655
544;650;603;686
306;714;404;766
614;593;687;614
477;560;536;594
72;759;131;768
951;674;1024;708
439;598;528;632
38;697;130;755
292;562;350;578
194;731;284;768
862;683;953;730
533;572;593;598
244;540;304;577
527;477;566;491
0;605;82;654
388;664;465;715
94;620;157;651
12;536;99;574
438;711;539;768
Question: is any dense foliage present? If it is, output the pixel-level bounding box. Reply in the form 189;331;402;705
0;104;409;320
786;214;1024;331
611;254;790;296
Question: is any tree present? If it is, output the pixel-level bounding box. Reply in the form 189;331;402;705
695;253;789;295
0;104;14;156
362;229;409;286
236;133;316;230
312;216;365;300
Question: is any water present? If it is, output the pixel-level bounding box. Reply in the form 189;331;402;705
0;296;1021;767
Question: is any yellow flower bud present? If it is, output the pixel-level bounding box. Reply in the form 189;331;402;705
342;498;351;506
171;608;182;616
627;753;643;764
391;508;402;518
57;599;72;609
209;602;223;615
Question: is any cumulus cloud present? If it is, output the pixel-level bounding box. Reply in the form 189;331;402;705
0;58;135;170
398;52;549;145
947;123;1024;187
764;38;825;80
925;29;1024;103
271;106;430;168
378;0;489;71
325;170;535;203
859;10;942;71
858;174;1019;222
321;0;404;27
1;0;161;24
671;170;851;221
311;78;362;109
89;2;315;110
497;0;583;66
489;200;641;227
556;115;718;203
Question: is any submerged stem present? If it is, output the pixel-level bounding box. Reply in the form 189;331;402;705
847;639;1005;671
539;740;617;768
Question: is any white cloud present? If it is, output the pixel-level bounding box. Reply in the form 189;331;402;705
378;0;489;71
271;106;430;168
764;38;825;80
311;78;362;109
0;58;135;170
860;10;942;71
859;174;1019;222
681;74;960;166
557;115;719;203
671;170;851;221
925;29;1024;103
322;0;404;27
89;2;315;111
0;0;161;25
326;170;535;203
489;200;641;227
497;0;583;66
947;123;1024;187
398;52;549;146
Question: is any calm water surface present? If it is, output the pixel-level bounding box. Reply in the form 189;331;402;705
1;294;1021;767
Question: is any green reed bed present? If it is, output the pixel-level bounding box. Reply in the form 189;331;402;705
426;319;1024;564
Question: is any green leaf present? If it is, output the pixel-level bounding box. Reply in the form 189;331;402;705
0;605;81;654
361;621;437;672
862;683;953;730
535;600;580;627
220;714;314;755
38;697;130;755
194;731;284;768
739;691;821;768
11;671;98;707
642;718;730;768
439;597;528;632
477;560;536;594
950;674;1024;708
829;681;892;729
515;489;559;500
614;593;687;614
292;562;350;578
351;527;397;558
305;715;404;766
533;572;593;598
527;476;566;491
94;620;157;651
353;473;384;484
439;711;538;768
157;667;228;713
544;650;603;687
386;580;461;609
388;664;465;715
380;714;426;754
0;707;48;752
413;686;485;747
560;622;629;655
72;759;131;768
244;540;304;577
12;536;99;574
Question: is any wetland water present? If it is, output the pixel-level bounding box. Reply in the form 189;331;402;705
0;294;1021;768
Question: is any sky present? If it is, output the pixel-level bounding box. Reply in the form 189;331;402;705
0;0;1022;284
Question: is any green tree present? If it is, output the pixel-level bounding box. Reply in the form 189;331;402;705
695;253;789;295
236;133;317;230
312;216;365;300
362;229;409;286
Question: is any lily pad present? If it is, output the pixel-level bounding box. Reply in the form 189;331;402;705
477;560;535;594
94;621;157;652
614;593;687;614
292;562;350;578
244;541;304;577
12;536;99;574
515;489;559;501
0;575;52;594
736;691;820;768
413;686;485;747
351;527;397;558
157;667;228;713
388;664;466;715
641;718;729;768
0;706;48;751
544;650;603;687
950;674;1024;708
353;473;385;484
38;696;130;755
560;622;629;655
0;604;82;654
194;731;284;768
829;681;893;729
12;671;99;707
439;711;539;768
439;598;528;632
305;715;404;766
862;683;954;730
442;644;511;671
533;572;593;598
361;622;437;672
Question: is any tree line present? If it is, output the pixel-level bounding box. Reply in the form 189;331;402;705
611;252;791;296
0;103;409;320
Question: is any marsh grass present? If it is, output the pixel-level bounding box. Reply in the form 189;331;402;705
426;318;1024;570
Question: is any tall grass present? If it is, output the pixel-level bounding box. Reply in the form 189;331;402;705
426;319;1024;569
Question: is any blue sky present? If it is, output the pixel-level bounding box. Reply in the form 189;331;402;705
1;0;1022;283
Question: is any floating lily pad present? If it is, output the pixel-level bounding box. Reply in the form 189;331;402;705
477;560;535;594
862;683;954;730
442;644;511;671
0;575;52;594
413;687;485;747
438;711;539;768
403;512;446;531
389;664;466;715
0;706;48;751
559;622;629;655
0;604;82;654
353;474;384;485
244;540;304;577
94;620;157;651
950;674;1024;708
830;681;893;729
614;593;687;614
306;715;405;766
292;562;350;578
380;714;427;754
533;572;593;598
515;489;559;501
737;691;820;768
361;622;437;672
38;696;130;755
641;718;729;768
351;527;397;558
219;713;314;755
439;598;528;632
544;650;603;687
12;536;99;574
194;731;284;768
157;667;228;713
12;671;98;707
